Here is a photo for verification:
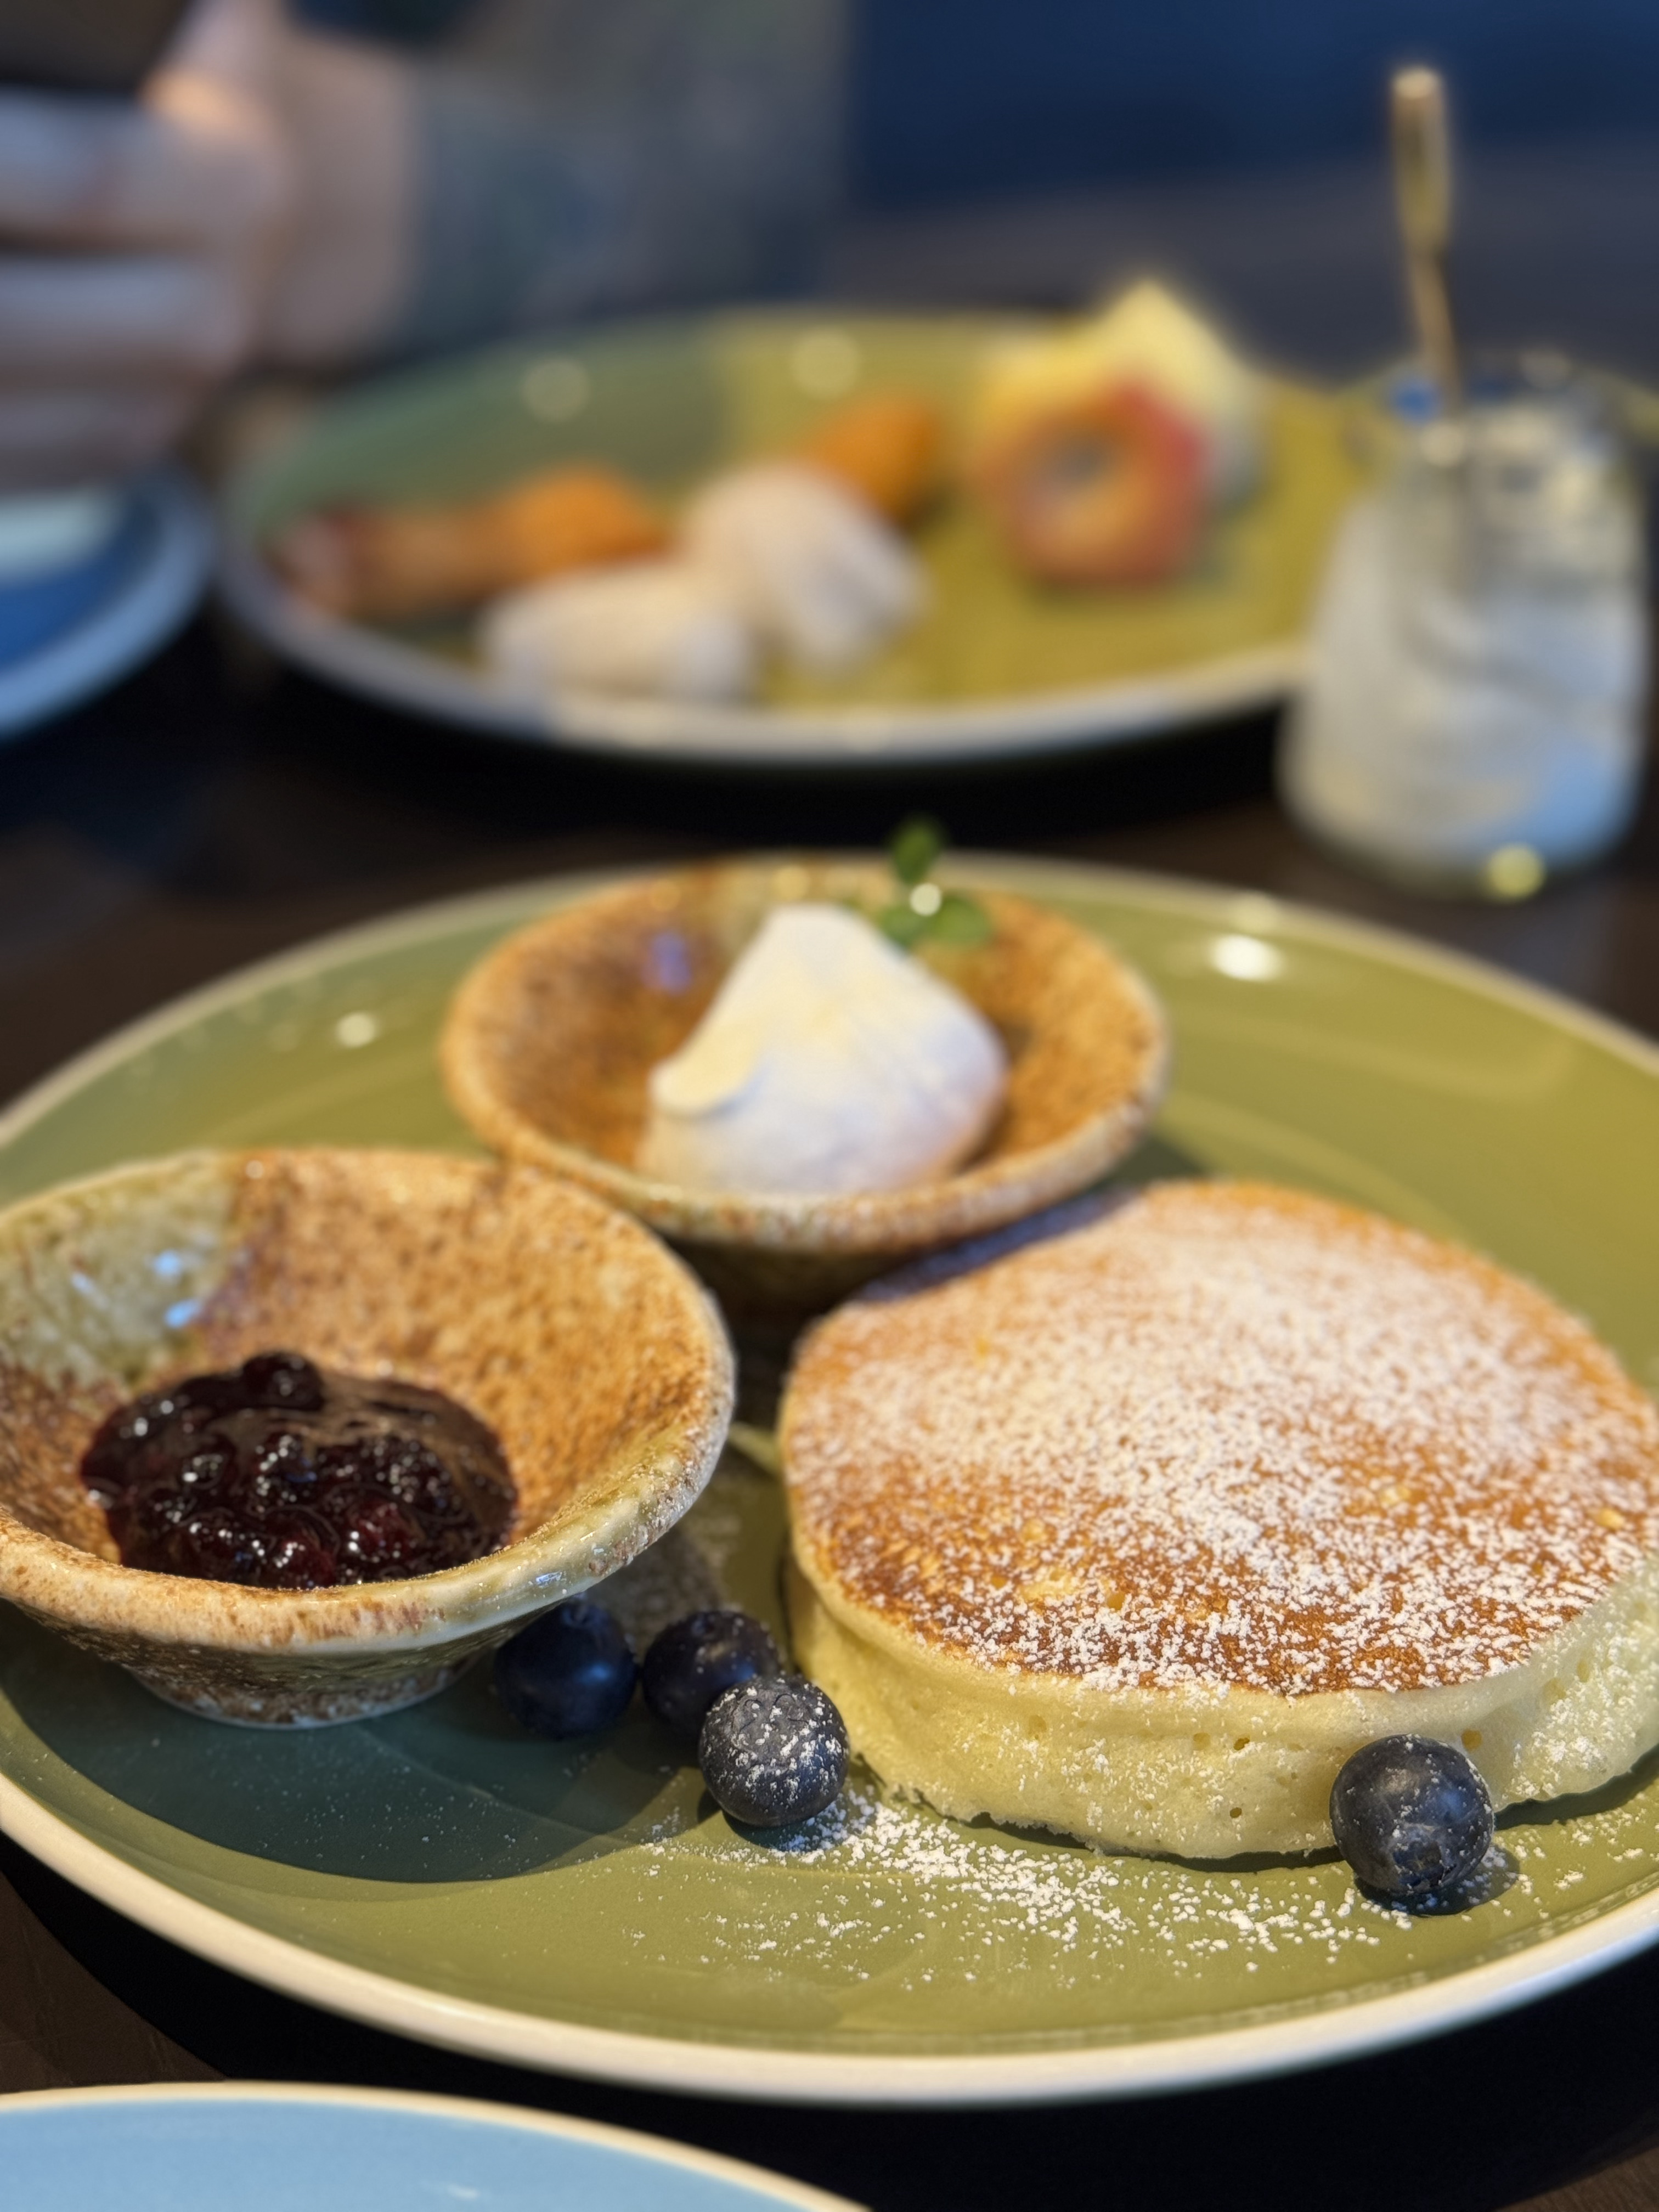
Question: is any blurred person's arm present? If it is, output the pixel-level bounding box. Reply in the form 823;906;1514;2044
0;0;414;487
389;0;844;356
0;0;844;491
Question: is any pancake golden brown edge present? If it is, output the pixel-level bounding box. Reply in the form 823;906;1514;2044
781;1181;1659;1858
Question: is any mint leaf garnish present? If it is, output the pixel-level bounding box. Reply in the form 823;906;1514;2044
874;901;930;949
874;820;992;953
888;815;945;888
926;891;994;946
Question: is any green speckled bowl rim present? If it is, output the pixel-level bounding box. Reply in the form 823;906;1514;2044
1;860;1658;2105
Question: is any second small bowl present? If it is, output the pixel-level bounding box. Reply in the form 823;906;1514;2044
440;857;1169;1313
0;1147;733;1724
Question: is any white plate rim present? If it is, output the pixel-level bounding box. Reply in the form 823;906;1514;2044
0;471;212;741
216;505;1306;772
7;1764;1659;2108
0;2078;861;2208
2;859;1659;2106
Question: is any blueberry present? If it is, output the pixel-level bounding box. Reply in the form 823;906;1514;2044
642;1609;784;1737
495;1600;636;1739
1329;1734;1494;1902
698;1674;848;1828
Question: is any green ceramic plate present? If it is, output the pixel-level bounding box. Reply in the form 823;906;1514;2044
219;313;1362;766
3;860;1659;2104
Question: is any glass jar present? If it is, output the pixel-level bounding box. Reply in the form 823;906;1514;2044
1279;358;1648;896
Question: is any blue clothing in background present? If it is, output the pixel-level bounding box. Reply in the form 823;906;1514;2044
289;0;1659;379
851;0;1659;203
299;0;1659;205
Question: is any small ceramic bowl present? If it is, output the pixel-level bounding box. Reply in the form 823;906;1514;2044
0;1148;733;1725
441;857;1169;1314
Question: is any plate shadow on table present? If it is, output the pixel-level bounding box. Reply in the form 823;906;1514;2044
242;647;1287;850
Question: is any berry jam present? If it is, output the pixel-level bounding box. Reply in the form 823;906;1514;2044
81;1350;515;1590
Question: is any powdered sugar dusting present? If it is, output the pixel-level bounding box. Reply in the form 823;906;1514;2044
627;1771;1659;1991
785;1183;1659;1696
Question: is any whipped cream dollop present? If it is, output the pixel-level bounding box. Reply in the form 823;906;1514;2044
637;904;1007;1196
478;466;925;706
682;463;926;672
481;557;755;704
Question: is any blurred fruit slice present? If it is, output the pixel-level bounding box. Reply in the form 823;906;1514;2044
971;380;1207;587
796;391;947;524
272;464;668;622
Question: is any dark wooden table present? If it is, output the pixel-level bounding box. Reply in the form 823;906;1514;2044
2;618;1658;2212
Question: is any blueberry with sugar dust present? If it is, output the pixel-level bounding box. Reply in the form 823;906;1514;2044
1330;1734;1493;1903
698;1674;848;1829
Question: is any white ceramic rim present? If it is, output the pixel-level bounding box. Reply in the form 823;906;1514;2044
0;2079;862;2208
0;471;212;740
3;860;1659;2104
7;1766;1659;2108
217;530;1304;769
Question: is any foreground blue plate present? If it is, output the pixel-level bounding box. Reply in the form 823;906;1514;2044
1;2084;859;2211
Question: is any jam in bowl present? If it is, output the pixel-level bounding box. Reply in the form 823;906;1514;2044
0;1148;733;1725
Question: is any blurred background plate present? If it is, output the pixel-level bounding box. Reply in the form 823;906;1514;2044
3;863;1659;2103
0;2083;859;2210
219;312;1362;767
0;473;212;743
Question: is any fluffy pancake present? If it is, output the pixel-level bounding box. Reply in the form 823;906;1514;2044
782;1182;1659;1857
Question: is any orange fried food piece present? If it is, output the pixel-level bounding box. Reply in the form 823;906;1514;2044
796;392;947;526
272;465;669;623
971;382;1206;586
